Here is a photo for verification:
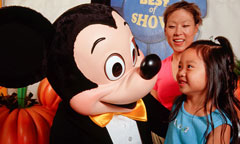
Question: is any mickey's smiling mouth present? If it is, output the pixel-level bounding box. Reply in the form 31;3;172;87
102;101;137;109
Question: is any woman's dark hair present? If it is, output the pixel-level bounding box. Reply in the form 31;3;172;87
163;1;202;27
170;36;240;144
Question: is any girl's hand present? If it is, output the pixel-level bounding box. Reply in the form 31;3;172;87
150;89;158;100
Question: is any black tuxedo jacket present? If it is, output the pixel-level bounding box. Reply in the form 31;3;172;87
50;93;169;144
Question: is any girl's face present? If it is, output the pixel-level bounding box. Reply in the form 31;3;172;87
165;9;199;53
177;48;207;97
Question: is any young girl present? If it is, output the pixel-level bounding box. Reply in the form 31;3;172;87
164;36;240;144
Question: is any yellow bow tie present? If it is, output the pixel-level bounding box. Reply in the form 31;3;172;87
89;99;147;127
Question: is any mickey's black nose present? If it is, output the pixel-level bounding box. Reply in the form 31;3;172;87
140;54;161;80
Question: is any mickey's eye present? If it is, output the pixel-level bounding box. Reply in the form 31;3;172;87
105;54;125;81
130;41;137;66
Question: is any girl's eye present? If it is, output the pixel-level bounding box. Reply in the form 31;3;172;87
105;54;125;81
130;41;137;66
178;65;182;69
187;65;192;68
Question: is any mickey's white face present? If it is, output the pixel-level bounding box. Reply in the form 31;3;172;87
70;11;157;115
73;11;138;85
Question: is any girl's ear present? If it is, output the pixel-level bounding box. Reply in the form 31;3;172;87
0;6;54;88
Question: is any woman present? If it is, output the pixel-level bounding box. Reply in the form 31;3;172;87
151;1;203;111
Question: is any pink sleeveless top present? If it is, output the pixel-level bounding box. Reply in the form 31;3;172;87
153;55;182;110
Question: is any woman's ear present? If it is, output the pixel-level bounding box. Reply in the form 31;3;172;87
0;6;54;88
194;24;199;34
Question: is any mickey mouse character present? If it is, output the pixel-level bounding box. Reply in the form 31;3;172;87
0;3;169;144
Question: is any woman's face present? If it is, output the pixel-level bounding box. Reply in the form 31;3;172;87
165;9;199;53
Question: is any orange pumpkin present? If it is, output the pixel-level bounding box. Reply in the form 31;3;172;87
0;105;55;144
38;78;61;111
0;86;7;96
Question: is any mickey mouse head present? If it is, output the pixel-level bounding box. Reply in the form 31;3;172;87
0;4;161;116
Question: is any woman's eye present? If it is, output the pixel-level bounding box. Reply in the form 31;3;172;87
130;41;137;66
183;25;190;28
168;25;175;29
105;54;125;81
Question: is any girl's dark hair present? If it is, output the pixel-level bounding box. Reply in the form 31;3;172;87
170;36;240;144
163;1;202;27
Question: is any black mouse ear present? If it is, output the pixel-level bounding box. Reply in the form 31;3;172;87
0;6;54;88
